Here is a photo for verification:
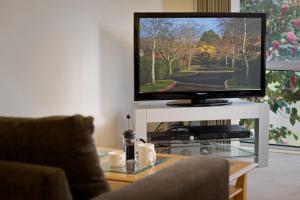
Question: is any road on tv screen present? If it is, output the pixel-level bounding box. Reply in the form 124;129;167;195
168;71;232;91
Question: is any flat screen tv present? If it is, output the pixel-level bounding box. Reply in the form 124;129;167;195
134;12;266;106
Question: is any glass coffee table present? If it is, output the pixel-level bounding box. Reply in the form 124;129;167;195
97;147;257;200
97;147;185;183
99;154;169;175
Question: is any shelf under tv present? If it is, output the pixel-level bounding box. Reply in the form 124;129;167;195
161;142;255;159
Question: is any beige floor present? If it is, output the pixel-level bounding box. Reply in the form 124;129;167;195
247;152;300;200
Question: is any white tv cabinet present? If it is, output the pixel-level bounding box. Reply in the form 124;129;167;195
134;100;269;167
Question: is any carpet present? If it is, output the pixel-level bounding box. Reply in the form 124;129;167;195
248;152;300;200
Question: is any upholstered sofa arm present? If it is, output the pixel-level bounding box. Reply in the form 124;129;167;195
94;156;229;200
0;160;73;200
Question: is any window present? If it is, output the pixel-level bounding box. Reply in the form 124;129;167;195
241;0;300;147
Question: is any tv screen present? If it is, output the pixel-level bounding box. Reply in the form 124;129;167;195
134;13;266;102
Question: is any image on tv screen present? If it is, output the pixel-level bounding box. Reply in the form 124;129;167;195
138;17;262;93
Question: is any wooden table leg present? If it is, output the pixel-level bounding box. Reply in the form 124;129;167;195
235;174;247;200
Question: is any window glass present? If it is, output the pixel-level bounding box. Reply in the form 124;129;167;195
241;0;300;147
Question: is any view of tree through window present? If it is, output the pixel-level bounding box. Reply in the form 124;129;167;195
241;0;300;147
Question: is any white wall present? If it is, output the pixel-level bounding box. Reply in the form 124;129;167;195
0;0;167;148
231;0;240;12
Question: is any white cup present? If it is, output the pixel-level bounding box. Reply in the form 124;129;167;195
108;151;126;168
137;143;156;167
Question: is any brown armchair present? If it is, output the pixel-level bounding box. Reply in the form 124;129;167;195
0;115;229;200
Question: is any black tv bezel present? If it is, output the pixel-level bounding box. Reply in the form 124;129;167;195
134;12;266;101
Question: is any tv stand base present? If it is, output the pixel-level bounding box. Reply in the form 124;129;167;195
166;99;232;107
134;101;269;167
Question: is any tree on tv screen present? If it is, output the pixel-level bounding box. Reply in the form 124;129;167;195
139;17;262;93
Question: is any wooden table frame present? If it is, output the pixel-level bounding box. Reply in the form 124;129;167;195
229;160;257;200
99;148;257;200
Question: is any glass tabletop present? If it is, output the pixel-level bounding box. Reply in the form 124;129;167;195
99;153;169;175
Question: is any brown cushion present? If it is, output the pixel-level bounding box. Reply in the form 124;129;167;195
0;115;109;199
0;160;73;200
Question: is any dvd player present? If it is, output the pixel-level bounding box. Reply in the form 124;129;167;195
148;125;250;141
190;125;250;140
148;131;198;141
